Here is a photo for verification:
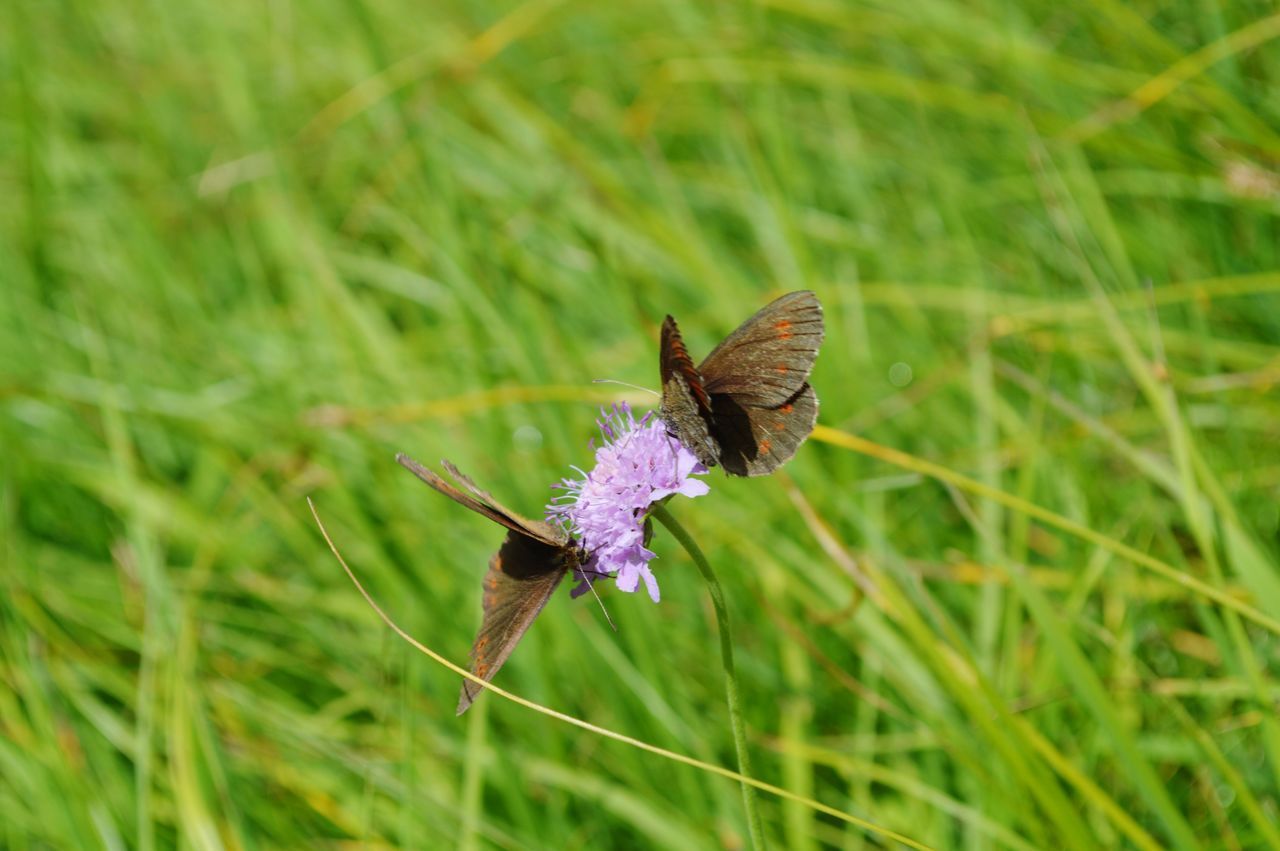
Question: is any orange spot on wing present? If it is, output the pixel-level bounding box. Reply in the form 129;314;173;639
475;662;490;677
775;365;788;374
774;319;792;340
780;403;794;413
759;438;772;454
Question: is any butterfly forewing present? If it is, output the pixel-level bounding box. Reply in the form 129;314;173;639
659;316;712;410
659;316;721;467
396;454;564;546
396;453;577;714
439;459;565;546
458;531;570;714
697;291;824;407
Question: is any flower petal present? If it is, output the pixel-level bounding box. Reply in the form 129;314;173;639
640;566;661;603
547;403;710;604
676;479;710;498
615;563;640;593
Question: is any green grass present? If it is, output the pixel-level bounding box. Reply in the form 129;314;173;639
4;0;1280;847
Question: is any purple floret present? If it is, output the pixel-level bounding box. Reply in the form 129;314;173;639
548;403;709;602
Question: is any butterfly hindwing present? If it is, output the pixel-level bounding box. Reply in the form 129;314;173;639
710;382;818;476
660;371;720;469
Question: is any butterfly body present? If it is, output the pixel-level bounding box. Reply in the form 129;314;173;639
396;454;579;714
659;291;824;476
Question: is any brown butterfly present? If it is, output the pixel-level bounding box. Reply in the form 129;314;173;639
660;290;824;476
396;453;580;715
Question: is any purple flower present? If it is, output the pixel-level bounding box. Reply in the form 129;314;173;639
548;403;709;602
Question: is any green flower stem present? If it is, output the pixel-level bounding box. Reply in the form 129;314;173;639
651;503;767;851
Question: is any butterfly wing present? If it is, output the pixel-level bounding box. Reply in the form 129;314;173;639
709;382;819;476
697;291;824;407
658;315;721;467
438;459;566;546
396;453;577;712
396;453;564;546
458;530;570;714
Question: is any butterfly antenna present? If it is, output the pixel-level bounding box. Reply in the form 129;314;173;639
664;430;682;476
593;378;660;397
580;568;618;632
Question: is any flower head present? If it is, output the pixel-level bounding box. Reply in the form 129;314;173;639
548;403;709;602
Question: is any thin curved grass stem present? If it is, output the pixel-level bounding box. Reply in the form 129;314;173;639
651;503;767;851
308;498;933;851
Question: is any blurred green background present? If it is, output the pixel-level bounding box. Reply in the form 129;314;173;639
4;0;1280;848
